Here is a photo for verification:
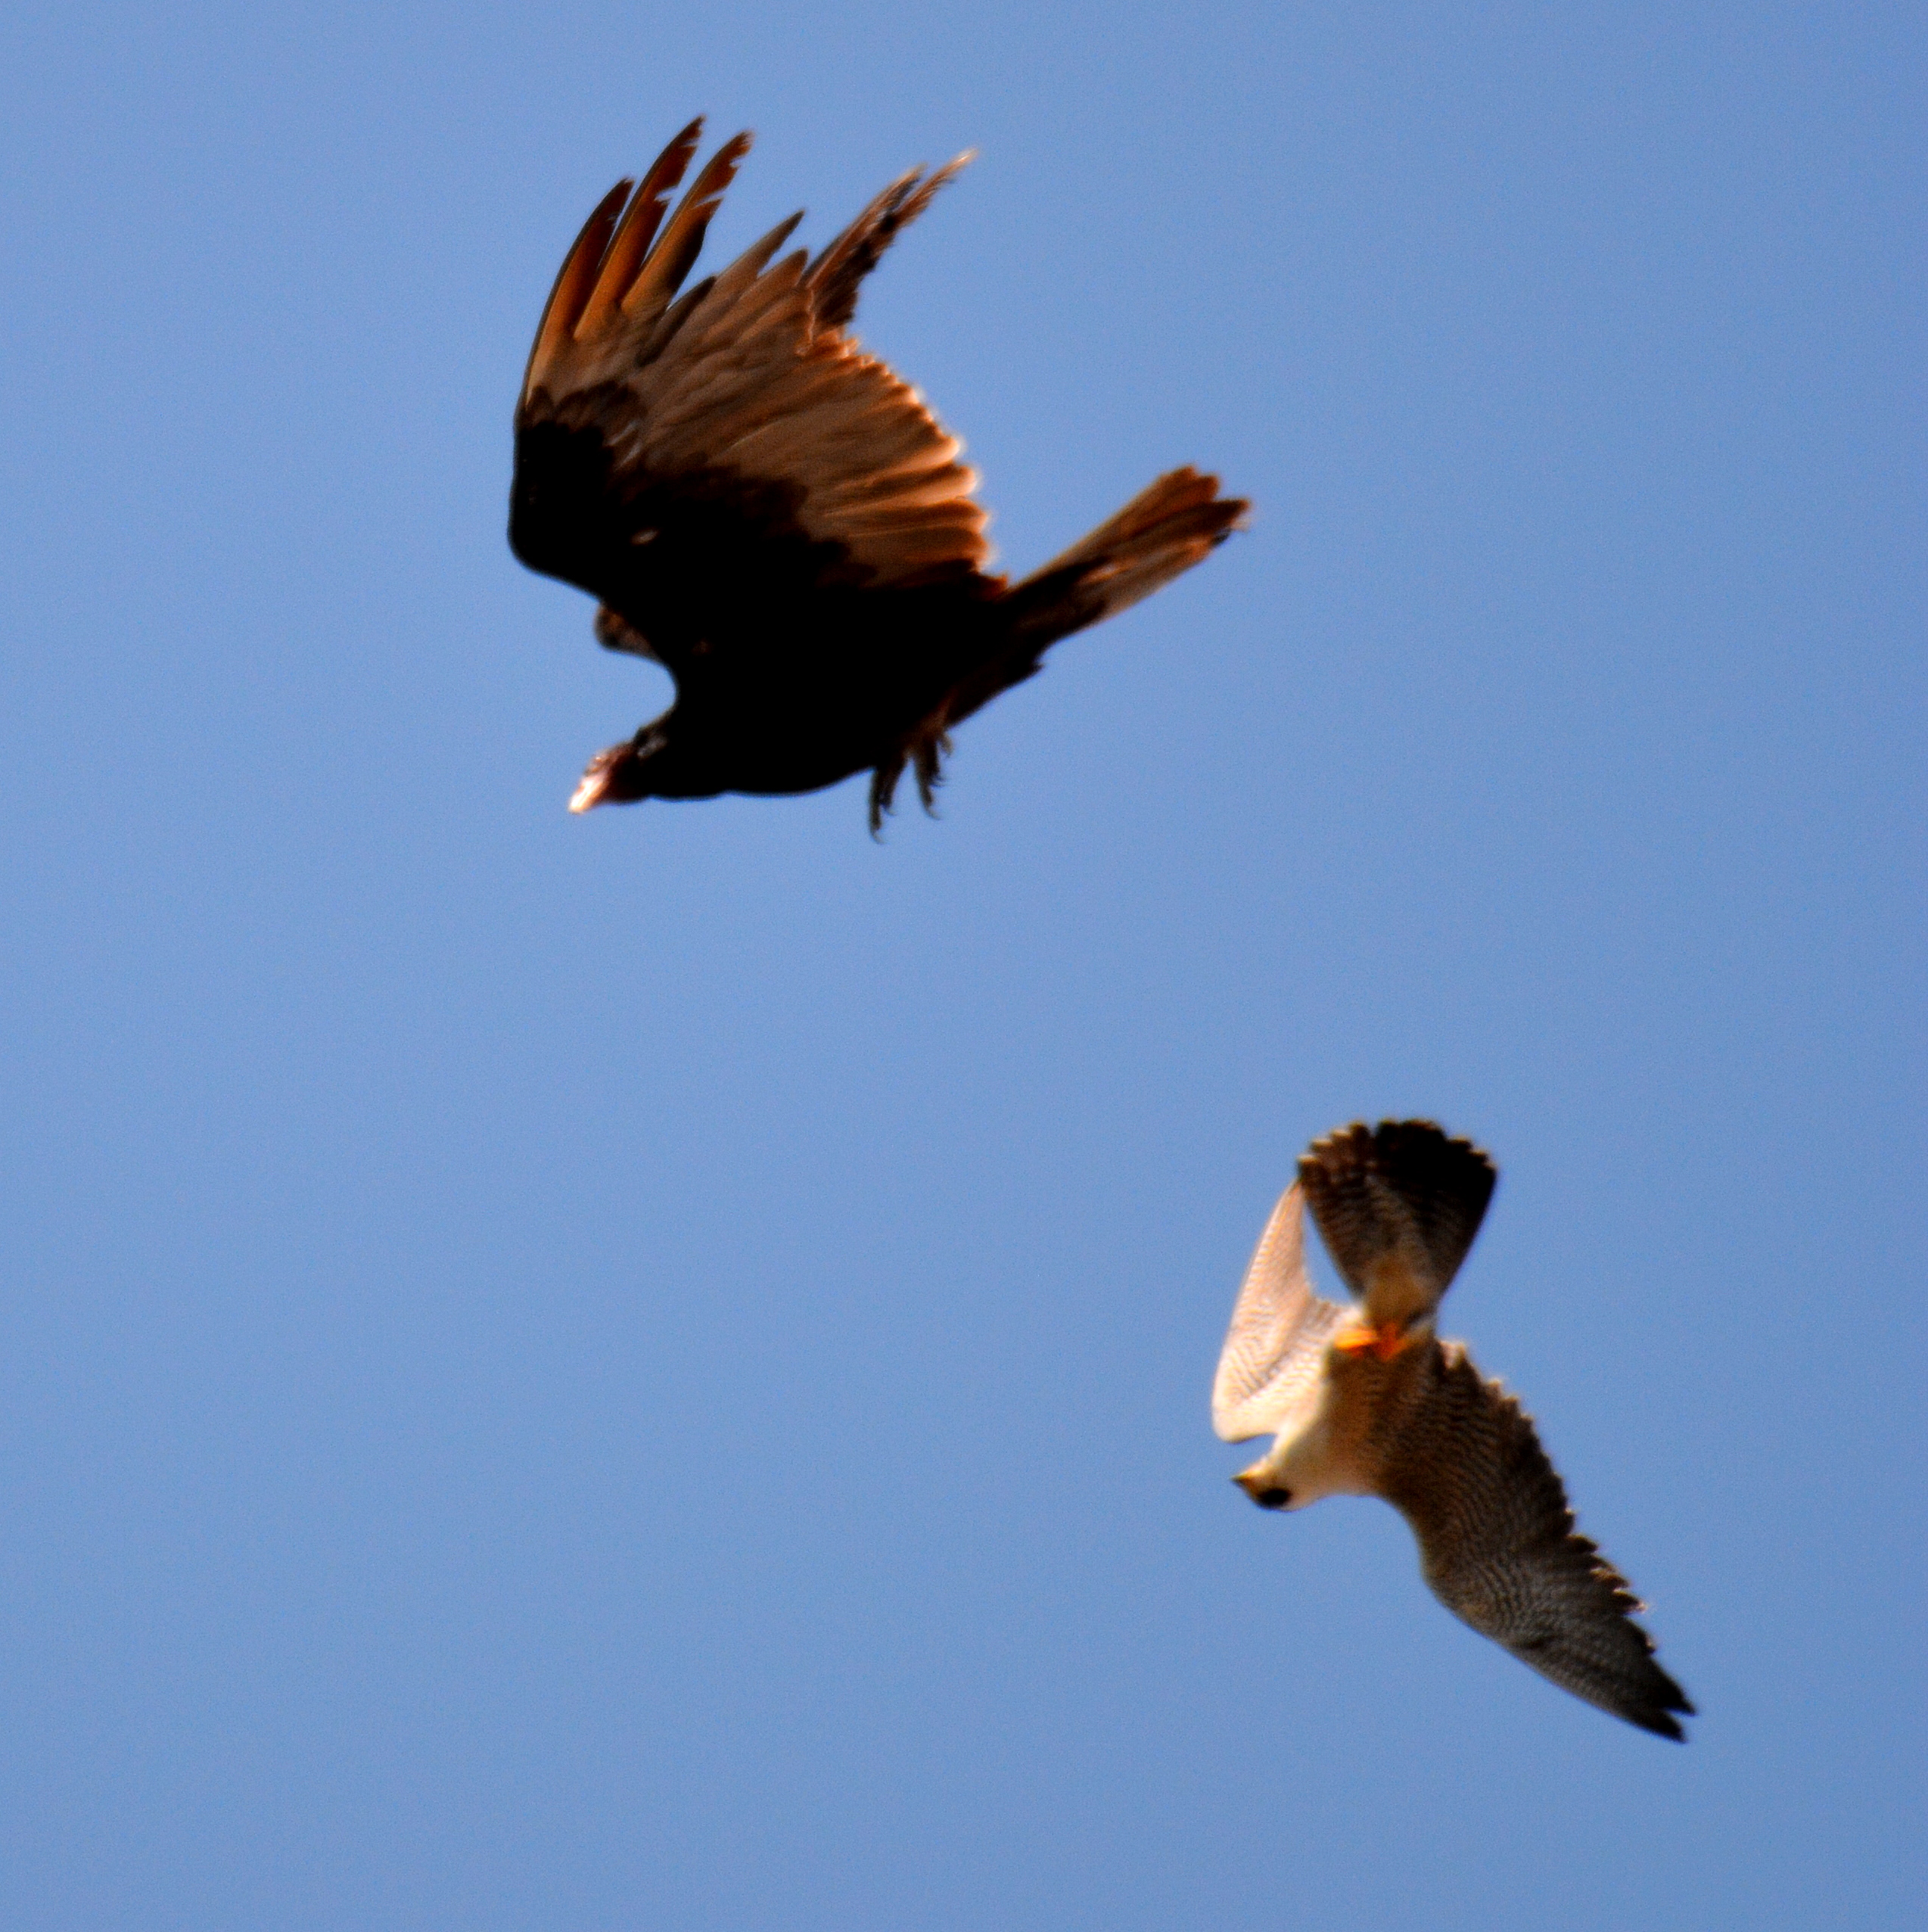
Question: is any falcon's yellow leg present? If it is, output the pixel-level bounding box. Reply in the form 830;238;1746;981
1332;1320;1413;1361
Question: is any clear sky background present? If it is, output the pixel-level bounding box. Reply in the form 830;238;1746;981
2;5;1922;1928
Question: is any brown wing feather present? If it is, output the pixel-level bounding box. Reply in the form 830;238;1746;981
520;177;633;410
512;123;990;658
575;120;706;342
808;154;972;333
1378;1341;1693;1740
619;132;755;331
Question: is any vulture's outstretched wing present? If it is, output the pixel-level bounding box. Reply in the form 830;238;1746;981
1213;1184;1348;1443
510;121;988;685
1382;1342;1695;1741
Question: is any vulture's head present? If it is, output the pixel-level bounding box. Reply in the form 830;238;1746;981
568;725;670;813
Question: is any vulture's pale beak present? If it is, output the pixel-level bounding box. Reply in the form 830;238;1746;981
568;748;626;813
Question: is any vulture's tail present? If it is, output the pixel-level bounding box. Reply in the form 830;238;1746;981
1002;466;1247;655
866;468;1245;832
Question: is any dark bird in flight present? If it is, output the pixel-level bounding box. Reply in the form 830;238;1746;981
508;120;1246;829
1214;1120;1694;1740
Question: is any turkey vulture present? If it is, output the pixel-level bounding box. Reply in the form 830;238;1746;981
510;120;1247;830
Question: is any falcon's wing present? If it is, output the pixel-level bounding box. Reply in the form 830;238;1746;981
1382;1341;1693;1740
1212;1184;1348;1442
1298;1120;1496;1329
510;122;990;680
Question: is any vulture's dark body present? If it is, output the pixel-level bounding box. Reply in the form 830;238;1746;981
512;415;1016;802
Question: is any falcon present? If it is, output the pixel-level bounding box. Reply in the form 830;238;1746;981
1212;1119;1693;1739
509;120;1246;829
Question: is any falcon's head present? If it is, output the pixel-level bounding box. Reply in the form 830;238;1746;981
1232;1473;1295;1510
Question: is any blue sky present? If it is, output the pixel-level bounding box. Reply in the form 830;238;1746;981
2;3;1922;1927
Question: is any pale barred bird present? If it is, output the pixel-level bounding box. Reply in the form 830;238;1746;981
1213;1120;1693;1740
510;120;1246;829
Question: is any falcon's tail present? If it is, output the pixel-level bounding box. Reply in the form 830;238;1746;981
1298;1121;1497;1324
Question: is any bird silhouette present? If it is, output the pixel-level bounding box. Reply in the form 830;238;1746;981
510;120;1246;829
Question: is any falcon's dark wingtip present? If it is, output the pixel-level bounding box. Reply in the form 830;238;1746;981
1624;1676;1695;1741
